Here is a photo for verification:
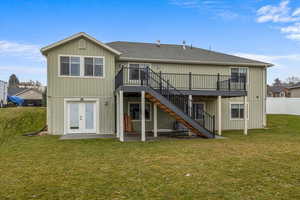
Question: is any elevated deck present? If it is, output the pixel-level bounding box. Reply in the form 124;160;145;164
115;67;247;97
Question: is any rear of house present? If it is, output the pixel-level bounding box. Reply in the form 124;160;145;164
41;32;272;141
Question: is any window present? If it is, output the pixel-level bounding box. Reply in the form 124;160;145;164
230;103;248;120
60;56;80;76
84;57;104;77
231;67;247;83
129;63;150;81
192;103;205;120
59;55;104;78
129;103;151;120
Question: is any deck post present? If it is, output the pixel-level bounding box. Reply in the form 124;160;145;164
188;95;193;136
154;103;158;137
141;91;146;142
119;90;124;142
218;95;222;136
116;93;120;138
244;95;248;135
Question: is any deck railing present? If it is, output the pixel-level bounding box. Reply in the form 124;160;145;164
115;67;246;91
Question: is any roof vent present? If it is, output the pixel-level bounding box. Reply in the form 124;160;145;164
182;40;186;50
156;40;161;47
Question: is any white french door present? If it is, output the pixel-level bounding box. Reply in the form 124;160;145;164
67;101;96;134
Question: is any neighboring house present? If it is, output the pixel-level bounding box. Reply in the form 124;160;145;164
287;83;300;98
8;87;43;106
41;32;272;141
267;85;290;97
0;80;8;107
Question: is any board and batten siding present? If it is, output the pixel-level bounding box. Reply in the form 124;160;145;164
117;62;266;130
47;37;116;135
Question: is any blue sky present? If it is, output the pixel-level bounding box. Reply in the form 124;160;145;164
1;0;300;85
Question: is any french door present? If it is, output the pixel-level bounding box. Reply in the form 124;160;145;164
67;101;96;134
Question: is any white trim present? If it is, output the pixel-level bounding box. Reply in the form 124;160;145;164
153;103;158;137
141;91;146;142
58;55;105;79
128;102;152;121
41;32;122;56
63;98;99;135
229;102;249;120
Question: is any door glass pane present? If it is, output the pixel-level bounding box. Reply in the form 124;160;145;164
70;103;79;129
130;103;140;120
85;103;94;129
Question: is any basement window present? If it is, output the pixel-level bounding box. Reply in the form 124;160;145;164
230;103;249;120
129;103;151;121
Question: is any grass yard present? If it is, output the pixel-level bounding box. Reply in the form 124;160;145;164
1;108;300;199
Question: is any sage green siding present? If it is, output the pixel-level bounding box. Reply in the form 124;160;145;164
117;62;266;130
47;37;116;135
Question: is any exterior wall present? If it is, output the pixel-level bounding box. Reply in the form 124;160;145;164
289;88;300;98
117;62;266;130
46;37;116;135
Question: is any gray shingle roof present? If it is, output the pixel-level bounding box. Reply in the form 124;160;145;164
7;87;28;96
107;41;272;66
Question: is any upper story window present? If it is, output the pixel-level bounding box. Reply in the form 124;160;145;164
60;56;80;76
231;67;247;83
84;57;104;77
129;63;150;81
59;55;105;78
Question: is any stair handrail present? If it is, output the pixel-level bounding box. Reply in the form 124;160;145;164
144;67;215;137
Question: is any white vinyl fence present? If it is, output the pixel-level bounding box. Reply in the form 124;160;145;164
267;97;300;115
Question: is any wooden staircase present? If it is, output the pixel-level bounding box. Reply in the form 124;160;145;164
145;92;210;138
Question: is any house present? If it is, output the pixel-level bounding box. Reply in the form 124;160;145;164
267;85;290;97
0;80;8;107
41;32;272;141
287;83;300;98
8;87;43;106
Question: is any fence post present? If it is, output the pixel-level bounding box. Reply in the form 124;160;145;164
217;73;220;90
189;72;192;90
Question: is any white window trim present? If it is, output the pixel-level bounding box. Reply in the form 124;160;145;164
127;63;152;81
192;102;206;120
58;55;105;79
128;102;152;122
229;102;249;121
63;98;100;135
229;67;249;85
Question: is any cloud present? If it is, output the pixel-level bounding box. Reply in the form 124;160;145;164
169;0;239;20
256;1;300;41
0;40;44;61
280;23;300;40
256;0;300;23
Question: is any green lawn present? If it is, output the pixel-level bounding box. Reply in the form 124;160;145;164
1;108;300;199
